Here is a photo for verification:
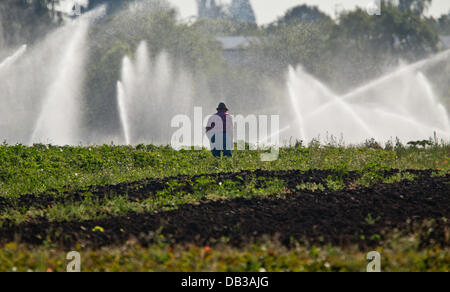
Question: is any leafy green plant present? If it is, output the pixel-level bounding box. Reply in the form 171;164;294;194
325;176;345;191
296;182;325;192
407;140;433;149
365;214;381;225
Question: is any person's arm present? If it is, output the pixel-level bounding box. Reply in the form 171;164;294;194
206;123;215;133
206;116;214;133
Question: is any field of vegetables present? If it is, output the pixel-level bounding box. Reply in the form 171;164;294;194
0;142;448;272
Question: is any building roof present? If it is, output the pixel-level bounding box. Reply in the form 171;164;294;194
440;35;450;48
215;36;254;50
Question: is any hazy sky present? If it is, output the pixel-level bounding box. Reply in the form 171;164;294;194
168;0;450;25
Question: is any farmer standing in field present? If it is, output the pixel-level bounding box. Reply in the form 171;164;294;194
206;103;234;158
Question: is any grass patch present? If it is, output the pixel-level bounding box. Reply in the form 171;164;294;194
0;143;448;271
0;143;448;197
0;231;447;272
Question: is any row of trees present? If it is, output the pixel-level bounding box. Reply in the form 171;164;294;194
186;0;450;105
0;0;62;47
2;0;449;46
244;1;443;91
0;0;145;47
1;0;449;126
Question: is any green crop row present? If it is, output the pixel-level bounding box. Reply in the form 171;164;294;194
0;228;447;272
0;143;448;197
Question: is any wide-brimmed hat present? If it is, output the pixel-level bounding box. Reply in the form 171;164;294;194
217;102;228;111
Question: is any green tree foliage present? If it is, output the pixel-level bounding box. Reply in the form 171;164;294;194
273;4;333;26
250;2;439;92
249;5;334;80
1;0;447;127
437;13;450;34
84;0;137;15
336;3;438;57
191;18;259;36
0;0;63;46
328;2;438;88
397;0;432;16
249;23;329;79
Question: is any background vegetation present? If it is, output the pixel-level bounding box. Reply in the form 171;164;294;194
0;141;448;197
2;0;450;133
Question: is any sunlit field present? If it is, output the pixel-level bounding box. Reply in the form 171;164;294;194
0;142;448;271
1;0;450;274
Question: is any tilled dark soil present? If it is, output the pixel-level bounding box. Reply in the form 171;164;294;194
0;170;448;249
0;169;361;212
0;169;429;212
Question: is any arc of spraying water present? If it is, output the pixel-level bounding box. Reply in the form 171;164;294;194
373;109;450;138
305;50;450;120
259;125;291;145
415;72;450;132
288;66;377;141
287;68;307;142
30;7;106;145
117;81;131;145
0;45;27;71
